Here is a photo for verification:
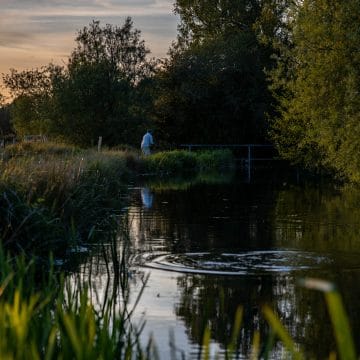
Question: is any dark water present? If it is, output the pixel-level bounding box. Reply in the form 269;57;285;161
120;169;360;359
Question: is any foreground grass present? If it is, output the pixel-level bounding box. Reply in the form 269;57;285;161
0;245;357;359
0;234;152;360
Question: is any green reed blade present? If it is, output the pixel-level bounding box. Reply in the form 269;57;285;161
262;304;304;360
301;278;356;360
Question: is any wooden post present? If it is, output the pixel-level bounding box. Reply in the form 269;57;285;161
97;136;102;152
247;145;252;182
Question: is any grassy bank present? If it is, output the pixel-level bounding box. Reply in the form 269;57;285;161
144;149;234;175
0;143;234;256
1;143;135;256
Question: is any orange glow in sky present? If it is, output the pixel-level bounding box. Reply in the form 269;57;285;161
0;0;178;96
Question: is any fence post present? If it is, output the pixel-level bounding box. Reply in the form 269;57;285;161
97;136;102;152
247;145;252;182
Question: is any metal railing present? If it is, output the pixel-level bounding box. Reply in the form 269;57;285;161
180;144;277;181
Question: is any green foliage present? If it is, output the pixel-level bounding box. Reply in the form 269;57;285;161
144;149;234;175
0;189;65;256
270;1;360;182
301;279;356;360
174;0;285;47
196;149;234;171
0;238;146;359
263;305;304;360
145;150;198;174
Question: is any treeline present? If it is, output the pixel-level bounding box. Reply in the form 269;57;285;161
1;1;360;181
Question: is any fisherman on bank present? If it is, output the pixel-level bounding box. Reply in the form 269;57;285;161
141;130;154;156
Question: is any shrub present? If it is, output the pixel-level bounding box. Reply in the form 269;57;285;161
196;149;234;171
145;150;198;175
143;149;235;175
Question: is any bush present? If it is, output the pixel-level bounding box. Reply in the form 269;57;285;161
196;149;234;171
145;150;198;175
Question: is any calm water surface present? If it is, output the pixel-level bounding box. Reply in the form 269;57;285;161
81;169;360;358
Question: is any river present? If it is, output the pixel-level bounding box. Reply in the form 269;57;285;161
75;168;360;358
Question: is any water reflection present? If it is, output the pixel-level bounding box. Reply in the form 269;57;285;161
125;173;360;358
141;187;154;209
64;171;360;359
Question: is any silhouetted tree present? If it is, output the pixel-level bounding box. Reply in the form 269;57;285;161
2;65;61;136
52;18;155;146
153;0;289;146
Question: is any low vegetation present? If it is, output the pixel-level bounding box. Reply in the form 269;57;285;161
0;234;151;359
144;149;234;175
1;142;134;256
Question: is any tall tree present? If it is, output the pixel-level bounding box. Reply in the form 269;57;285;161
154;0;288;146
270;0;360;181
52;18;154;146
155;34;269;145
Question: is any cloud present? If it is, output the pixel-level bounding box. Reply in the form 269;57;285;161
0;0;178;76
0;31;35;48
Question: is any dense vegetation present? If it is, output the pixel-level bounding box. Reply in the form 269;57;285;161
270;0;360;182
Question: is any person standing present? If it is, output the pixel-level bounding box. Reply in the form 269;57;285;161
141;129;154;156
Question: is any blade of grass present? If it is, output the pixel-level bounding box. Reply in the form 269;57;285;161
250;331;260;360
262;304;304;360
227;306;243;358
300;278;356;360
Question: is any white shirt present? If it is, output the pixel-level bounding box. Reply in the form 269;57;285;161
141;132;154;148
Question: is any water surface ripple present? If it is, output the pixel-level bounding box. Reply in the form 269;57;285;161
137;250;354;275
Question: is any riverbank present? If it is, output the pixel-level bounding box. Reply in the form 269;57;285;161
0;142;235;256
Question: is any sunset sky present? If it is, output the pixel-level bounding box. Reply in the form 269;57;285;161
0;0;179;82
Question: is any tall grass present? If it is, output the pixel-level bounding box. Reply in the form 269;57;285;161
0;142;141;256
0;223;152;360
